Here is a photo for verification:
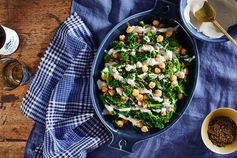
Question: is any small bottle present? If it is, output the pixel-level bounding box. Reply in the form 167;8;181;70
0;25;20;55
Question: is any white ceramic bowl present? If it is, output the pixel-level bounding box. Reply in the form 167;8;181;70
201;108;237;154
180;0;237;42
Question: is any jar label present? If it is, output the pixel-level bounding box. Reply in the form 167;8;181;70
0;26;19;55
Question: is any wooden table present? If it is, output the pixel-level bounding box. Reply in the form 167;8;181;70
0;1;71;157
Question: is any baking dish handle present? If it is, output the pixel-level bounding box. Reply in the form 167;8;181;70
152;0;180;21
108;133;139;153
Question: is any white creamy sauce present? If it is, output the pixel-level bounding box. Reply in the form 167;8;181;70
117;107;132;112
148;73;158;79
146;57;165;66
139;108;151;113
157;25;179;32
118;114;140;126
102;109;110;115
155;55;166;63
97;79;106;90
163;50;173;61
158;74;166;80
136;61;143;68
161;108;167;114
111;67;125;82
116;87;123;95
130;51;136;56
107;49;118;55
184;56;195;62
139;88;152;94
105;104;114;113
176;71;185;79
174;67;177;72
126;78;136;87
147;58;158;66
184;0;237;38
140;44;154;52
162;99;173;108
132;25;179;34
121;96;129;101
125;64;136;71
152;109;162;113
138;73;147;78
152;95;164;102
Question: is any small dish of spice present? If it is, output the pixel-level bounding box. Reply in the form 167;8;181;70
201;108;237;154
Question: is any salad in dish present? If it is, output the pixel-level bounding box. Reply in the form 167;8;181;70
97;20;194;133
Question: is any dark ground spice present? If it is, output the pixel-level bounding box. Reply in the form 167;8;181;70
207;116;237;147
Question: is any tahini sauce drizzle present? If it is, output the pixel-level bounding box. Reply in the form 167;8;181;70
184;0;237;38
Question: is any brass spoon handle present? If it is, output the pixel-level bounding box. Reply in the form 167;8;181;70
212;20;237;47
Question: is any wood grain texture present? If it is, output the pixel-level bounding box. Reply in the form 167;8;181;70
0;142;25;158
0;0;71;157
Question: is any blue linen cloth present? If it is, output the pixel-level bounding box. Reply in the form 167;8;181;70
23;0;237;158
21;13;111;157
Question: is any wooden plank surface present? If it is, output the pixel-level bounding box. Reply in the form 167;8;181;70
0;0;71;156
0;142;25;158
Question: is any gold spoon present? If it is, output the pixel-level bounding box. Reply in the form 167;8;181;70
194;1;237;47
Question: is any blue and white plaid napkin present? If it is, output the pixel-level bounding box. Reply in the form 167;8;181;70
21;12;111;158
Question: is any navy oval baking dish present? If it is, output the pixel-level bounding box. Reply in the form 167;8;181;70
90;0;199;153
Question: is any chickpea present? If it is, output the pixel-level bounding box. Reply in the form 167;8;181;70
119;41;124;45
154;67;161;74
136;26;143;34
143;94;148;100
112;52;118;59
126;26;134;33
161;110;167;116
156;54;161;59
136;94;144;101
155;90;162;97
158;62;166;69
101;85;108;93
171;80;178;87
175;47;181;53
142;65;148;73
176;72;185;79
108;89;115;96
130;51;136;56
116;120;124;128
178;93;184;100
149;82;156;89
152;20;159;27
156;35;164;43
183;68;189;75
141;126;149;133
142;103;148;108
132;89;140;97
101;73;106;80
137;122;143;128
123;119;128;124
165;30;173;38
170;75;177;82
181;48;187;55
119;35;125;41
138;101;142;106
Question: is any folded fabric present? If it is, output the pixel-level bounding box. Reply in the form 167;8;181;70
21;13;111;158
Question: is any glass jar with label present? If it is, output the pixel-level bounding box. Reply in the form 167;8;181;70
0;25;20;55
